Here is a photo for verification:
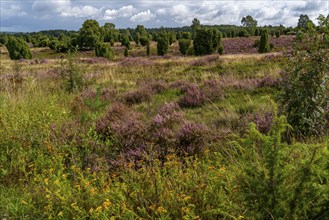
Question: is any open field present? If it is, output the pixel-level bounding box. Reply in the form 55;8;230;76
0;38;328;219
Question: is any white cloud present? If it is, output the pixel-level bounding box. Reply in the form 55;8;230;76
156;8;167;15
32;0;101;18
103;5;136;20
2;0;328;32
32;0;71;12
130;10;156;22
1;4;27;19
60;5;102;18
170;4;192;24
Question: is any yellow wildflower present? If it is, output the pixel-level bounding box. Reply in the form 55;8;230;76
183;195;192;202
181;207;190;214
156;206;167;214
57;211;63;217
95;206;102;213
102;199;112;209
90;188;96;194
44;178;49;185
54;179;60;186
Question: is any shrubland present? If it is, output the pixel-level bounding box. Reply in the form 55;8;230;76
0;15;328;219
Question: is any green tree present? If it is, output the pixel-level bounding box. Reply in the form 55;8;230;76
0;33;8;45
59;51;85;93
95;42;113;60
281;15;329;139
178;39;191;55
193;28;220;55
103;23;118;45
157;31;169;56
297;14;315;31
191;18;201;39
258;29;270;53
120;29;131;49
241;15;258;27
134;25;148;46
124;47;129;57
217;31;224;55
146;41;150;56
6;36;32;60
241;15;258;35
77;19;101;49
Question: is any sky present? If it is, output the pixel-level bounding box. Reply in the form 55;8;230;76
1;0;328;32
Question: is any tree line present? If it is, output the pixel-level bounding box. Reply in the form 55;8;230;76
0;14;326;60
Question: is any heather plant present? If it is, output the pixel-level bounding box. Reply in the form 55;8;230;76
150;102;183;159
95;103;146;150
137;78;168;94
123;86;153;105
178;84;206;108
190;54;219;66
176;122;208;156
245;111;274;134
201;79;224;102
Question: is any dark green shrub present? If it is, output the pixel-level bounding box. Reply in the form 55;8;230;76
77;19;101;50
187;46;194;56
217;31;224;55
228;115;329;219
0;33;8;45
124;47;128;57
218;44;224;55
178;39;191;55
182;32;192;40
281;16;329;139
139;36;149;47
238;29;250;37
275;31;280;38
59;52;85;93
146;41;150;56
6;36;32;60
120;30;131;49
169;32;176;45
193;28;220;56
157;32;169;56
258;29;270;53
95;42;113;60
134;32;140;45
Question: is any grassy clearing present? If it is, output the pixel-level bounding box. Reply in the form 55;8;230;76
0;45;328;219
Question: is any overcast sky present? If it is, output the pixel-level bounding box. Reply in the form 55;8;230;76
1;0;328;32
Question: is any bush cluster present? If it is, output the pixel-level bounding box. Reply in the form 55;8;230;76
157;32;169;56
95;42;113;60
193;28;223;55
6;37;32;60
